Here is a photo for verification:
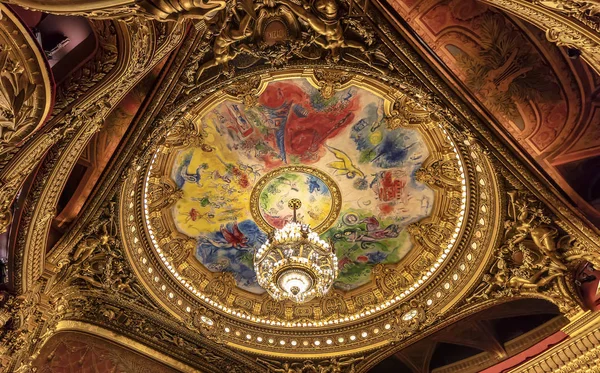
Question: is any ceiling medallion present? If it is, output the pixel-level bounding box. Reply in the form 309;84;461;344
250;165;342;234
255;198;338;303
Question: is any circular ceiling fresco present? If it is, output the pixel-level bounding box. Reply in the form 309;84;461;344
123;69;498;357
167;78;434;293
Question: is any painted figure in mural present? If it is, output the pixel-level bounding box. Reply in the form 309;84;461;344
334;216;399;244
185;208;216;223
180;163;207;185
325;145;365;178
220;222;249;248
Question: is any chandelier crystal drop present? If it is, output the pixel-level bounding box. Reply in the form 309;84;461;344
254;198;338;303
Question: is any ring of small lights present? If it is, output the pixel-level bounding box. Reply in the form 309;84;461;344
120;68;501;357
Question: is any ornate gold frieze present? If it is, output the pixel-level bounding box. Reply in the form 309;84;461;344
178;0;393;87
386;94;437;130
257;356;364;373
313;69;355;99
507;313;600;373
534;0;600;32
6;0;228;22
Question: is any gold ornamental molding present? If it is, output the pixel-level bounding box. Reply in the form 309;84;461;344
0;19;120;236
480;0;600;75
5;0;228;21
13;19;185;293
0;4;53;157
0;2;54;234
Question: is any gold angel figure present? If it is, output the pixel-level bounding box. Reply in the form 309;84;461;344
275;0;368;61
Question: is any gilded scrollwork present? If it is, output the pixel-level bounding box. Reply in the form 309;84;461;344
372;264;412;297
534;0;600;31
390;300;428;341
415;158;462;191
406;220;453;251
385;94;437;130
162;116;214;151
320;290;349;319
223;75;263;107
0;49;37;149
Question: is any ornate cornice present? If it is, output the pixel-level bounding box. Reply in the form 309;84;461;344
0;4;53;159
42;321;200;372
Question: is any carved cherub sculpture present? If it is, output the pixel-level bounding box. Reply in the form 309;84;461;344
275;0;367;62
506;192;567;271
196;7;254;80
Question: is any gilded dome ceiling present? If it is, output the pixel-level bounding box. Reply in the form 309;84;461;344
4;0;600;371
120;68;495;357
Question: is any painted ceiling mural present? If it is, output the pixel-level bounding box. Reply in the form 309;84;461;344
170;78;433;293
387;0;600;224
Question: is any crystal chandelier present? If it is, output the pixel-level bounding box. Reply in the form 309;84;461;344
254;199;338;303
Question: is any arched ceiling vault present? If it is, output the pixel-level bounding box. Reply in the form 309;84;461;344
380;0;600;226
0;0;600;373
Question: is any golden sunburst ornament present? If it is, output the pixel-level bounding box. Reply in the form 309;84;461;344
254;198;338;303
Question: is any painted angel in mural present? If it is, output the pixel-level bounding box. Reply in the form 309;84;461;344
334;216;399;246
180;163;208;185
325;145;364;179
220;222;249;248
